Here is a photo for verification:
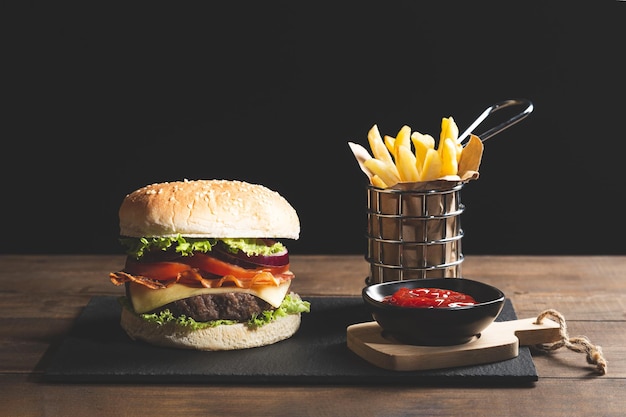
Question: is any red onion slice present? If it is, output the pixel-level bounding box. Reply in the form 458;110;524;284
212;245;289;269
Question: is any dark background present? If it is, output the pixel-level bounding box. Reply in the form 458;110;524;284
4;1;625;256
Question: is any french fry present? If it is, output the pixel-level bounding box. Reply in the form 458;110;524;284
440;117;450;145
393;125;412;158
439;117;459;162
411;132;435;167
440;138;459;176
449;117;459;141
370;175;388;189
414;151;424;179
351;117;484;188
363;158;401;187
458;134;484;177
384;135;395;158
396;145;420;182
440;116;459;143
367;125;396;167
420;148;442;181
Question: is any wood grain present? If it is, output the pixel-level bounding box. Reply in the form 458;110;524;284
1;255;624;417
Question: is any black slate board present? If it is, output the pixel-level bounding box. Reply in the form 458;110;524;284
42;296;538;385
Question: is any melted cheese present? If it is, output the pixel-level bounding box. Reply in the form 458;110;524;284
128;281;291;314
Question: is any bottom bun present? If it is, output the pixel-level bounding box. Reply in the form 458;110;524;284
120;305;302;351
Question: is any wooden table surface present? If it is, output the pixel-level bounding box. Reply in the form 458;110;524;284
2;254;624;417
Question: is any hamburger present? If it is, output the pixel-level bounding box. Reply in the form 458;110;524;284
109;179;310;350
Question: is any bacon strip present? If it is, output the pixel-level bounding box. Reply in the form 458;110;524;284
110;271;175;289
109;269;294;290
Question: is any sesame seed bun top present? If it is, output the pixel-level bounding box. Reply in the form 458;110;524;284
118;179;300;239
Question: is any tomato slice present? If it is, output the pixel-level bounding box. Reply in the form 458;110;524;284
185;253;290;278
124;253;290;281
124;258;191;281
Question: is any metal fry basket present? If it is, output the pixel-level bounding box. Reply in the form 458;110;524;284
359;99;535;284
365;183;465;284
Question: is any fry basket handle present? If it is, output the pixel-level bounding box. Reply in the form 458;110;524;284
457;98;534;144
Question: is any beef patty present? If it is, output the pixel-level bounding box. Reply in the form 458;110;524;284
149;292;275;322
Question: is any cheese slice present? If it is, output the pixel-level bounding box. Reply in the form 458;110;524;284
128;281;292;314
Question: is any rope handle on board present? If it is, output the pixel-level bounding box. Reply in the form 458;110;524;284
533;309;607;375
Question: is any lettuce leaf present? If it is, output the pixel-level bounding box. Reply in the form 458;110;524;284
221;238;286;256
249;293;311;327
120;236;285;260
120;235;216;259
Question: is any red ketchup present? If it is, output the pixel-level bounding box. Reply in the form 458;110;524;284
382;287;477;308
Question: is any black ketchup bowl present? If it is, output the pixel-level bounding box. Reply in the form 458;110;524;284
362;278;505;346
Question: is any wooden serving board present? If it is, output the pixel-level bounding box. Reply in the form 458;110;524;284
347;317;562;371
